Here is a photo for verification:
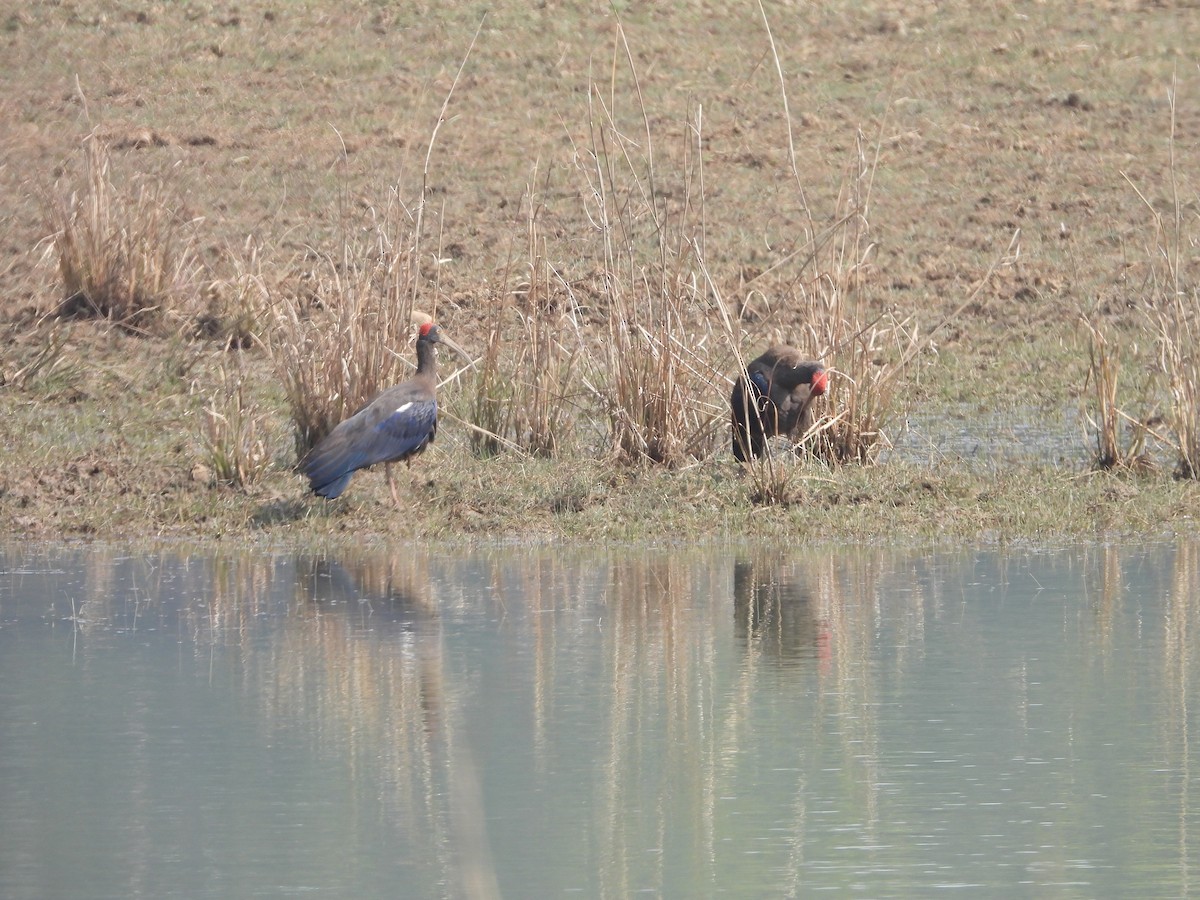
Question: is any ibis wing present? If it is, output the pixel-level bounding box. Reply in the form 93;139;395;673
774;385;816;435
370;397;438;461
731;372;772;461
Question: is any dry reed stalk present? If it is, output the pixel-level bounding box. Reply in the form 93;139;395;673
1148;260;1200;476
469;293;513;458
709;130;910;491
1156;81;1200;477
269;201;418;458
0;320;73;391
514;239;583;457
744;4;1012;472
48;138;199;331
200;353;274;487
270;27;480;461
576;64;725;467
805;134;908;465
1080;315;1154;471
728;8;912;469
199;237;274;350
1084;319;1137;472
1158;312;1200;477
1121;77;1199;477
469;180;582;457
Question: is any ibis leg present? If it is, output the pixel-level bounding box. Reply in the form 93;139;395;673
386;462;402;508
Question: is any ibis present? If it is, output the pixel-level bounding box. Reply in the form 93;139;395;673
300;321;469;505
731;347;828;461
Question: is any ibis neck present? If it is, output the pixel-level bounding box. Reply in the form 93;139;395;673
415;339;438;380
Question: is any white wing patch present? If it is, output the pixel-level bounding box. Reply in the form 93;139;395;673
394;401;414;415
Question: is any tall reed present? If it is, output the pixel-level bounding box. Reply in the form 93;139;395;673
199;353;275;488
468;178;582;457
199;237;274;350
1102;79;1199;477
1146;83;1200;477
1080;313;1154;470
267;201;419;458
268;31;477;461
708;129;915;507
575;51;726;467
1158;306;1200;477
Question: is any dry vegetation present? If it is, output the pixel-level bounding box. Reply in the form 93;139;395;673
1080;82;1200;478
3;1;1200;542
48;140;200;332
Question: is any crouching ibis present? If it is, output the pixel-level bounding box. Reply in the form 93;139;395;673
731;347;828;461
300;321;470;505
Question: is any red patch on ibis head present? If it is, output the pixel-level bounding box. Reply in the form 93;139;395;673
811;369;829;395
419;322;435;338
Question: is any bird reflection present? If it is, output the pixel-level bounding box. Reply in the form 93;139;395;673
285;551;498;896
294;555;434;629
734;557;829;668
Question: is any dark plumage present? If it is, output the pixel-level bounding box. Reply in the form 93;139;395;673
731;346;828;461
300;322;468;504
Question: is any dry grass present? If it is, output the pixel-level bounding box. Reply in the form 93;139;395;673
1141;85;1200;478
197;237;275;351
798;132;901;466
711;8;935;488
1080;314;1155;471
574;39;727;468
199;353;276;488
1157;304;1200;478
468;179;583;457
7;2;1200;540
266;201;419;459
0;319;74;392
708;108;925;502
47;138;200;332
266;34;478;462
1083;82;1200;477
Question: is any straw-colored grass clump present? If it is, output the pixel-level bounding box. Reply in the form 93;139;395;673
48;139;200;333
1080;84;1200;479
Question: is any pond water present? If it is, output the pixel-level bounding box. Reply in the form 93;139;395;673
0;541;1197;898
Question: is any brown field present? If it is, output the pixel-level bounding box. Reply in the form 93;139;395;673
2;1;1200;543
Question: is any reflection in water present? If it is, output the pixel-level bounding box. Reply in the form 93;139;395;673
282;552;498;900
1;541;1199;897
733;554;825;667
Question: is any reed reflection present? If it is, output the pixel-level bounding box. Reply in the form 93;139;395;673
278;550;498;899
5;540;1200;897
293;554;435;629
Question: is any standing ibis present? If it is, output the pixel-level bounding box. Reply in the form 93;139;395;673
300;321;470;505
731;347;828;461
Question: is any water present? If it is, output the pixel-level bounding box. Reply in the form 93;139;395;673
1;542;1197;898
890;403;1084;467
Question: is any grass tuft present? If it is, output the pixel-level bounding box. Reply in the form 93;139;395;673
197;237;274;351
1098;79;1200;478
468;178;582;457
575;55;725;468
47;138;200;332
199;353;276;488
1080;313;1155;471
0;319;76;394
1157;304;1200;478
266;199;419;459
